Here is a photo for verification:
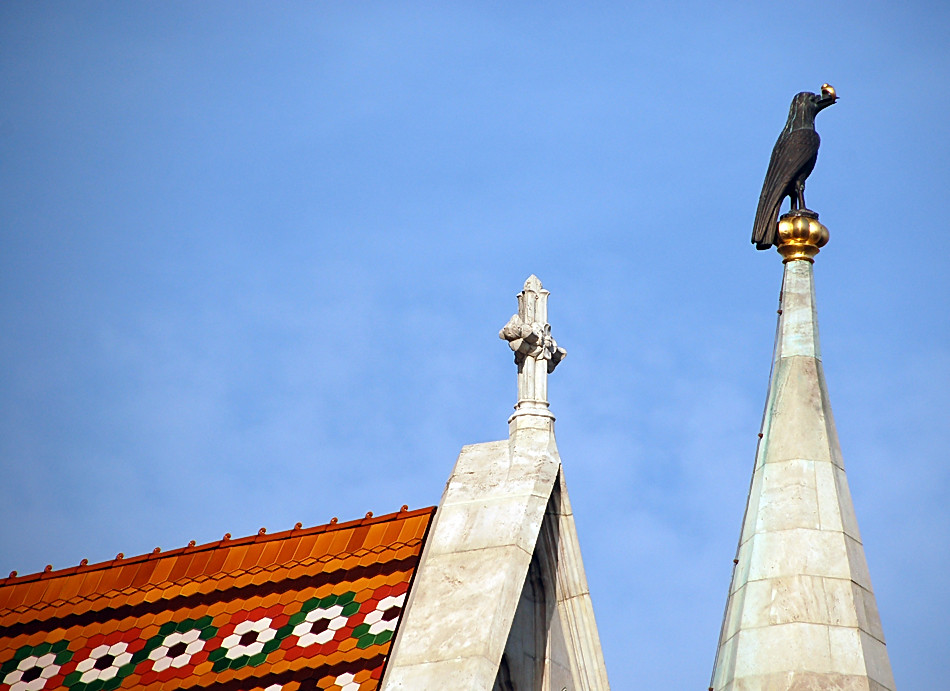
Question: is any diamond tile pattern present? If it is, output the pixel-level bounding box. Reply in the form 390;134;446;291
0;507;434;691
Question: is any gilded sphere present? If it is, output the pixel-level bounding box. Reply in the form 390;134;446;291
776;213;829;263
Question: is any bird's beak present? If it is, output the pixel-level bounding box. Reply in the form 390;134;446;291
816;83;838;110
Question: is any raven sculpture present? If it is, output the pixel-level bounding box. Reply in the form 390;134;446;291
752;84;837;250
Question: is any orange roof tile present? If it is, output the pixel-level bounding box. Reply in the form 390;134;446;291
0;506;435;691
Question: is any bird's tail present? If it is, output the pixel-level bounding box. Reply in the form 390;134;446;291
751;197;780;250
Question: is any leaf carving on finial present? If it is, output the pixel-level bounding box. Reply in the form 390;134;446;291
499;274;566;373
499;318;566;373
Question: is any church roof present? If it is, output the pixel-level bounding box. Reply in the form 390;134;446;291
0;506;434;691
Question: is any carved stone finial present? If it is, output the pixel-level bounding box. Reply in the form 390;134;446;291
499;275;566;420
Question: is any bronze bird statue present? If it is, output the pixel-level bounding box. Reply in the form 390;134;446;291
752;84;838;250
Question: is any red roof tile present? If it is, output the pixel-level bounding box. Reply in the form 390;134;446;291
0;506;435;691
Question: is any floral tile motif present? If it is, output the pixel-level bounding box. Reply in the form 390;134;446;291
145;617;216;672
66;634;140;689
0;507;434;691
290;593;360;650
1;641;71;691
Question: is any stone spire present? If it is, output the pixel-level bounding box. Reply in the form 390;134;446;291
711;212;895;691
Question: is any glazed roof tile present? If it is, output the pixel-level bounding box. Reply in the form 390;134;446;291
0;506;435;691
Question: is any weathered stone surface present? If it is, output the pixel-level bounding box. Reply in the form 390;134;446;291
383;430;610;691
733;672;875;691
755;459;820;532
382;437;552;689
738;575;860;629
384;429;610;691
384;655;499;689
732;623;834;676
759;357;835;466
746;529;851;581
774;260;821;359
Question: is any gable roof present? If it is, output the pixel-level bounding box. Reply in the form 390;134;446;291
0;506;434;691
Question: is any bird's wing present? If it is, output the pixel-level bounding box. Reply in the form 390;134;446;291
752;129;820;249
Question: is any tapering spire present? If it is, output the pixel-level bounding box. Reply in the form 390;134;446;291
711;215;895;691
499;275;567;424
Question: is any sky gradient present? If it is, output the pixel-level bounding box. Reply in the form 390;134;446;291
2;2;948;688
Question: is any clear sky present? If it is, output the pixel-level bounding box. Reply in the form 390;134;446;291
1;2;947;688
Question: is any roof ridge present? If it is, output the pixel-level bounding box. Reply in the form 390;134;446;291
2;535;428;623
2;505;435;586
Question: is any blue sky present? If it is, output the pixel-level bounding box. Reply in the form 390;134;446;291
1;2;947;688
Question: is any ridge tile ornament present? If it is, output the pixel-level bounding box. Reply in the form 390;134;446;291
753;84;837;251
499;275;566;420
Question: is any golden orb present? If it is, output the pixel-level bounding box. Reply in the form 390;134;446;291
775;211;829;263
